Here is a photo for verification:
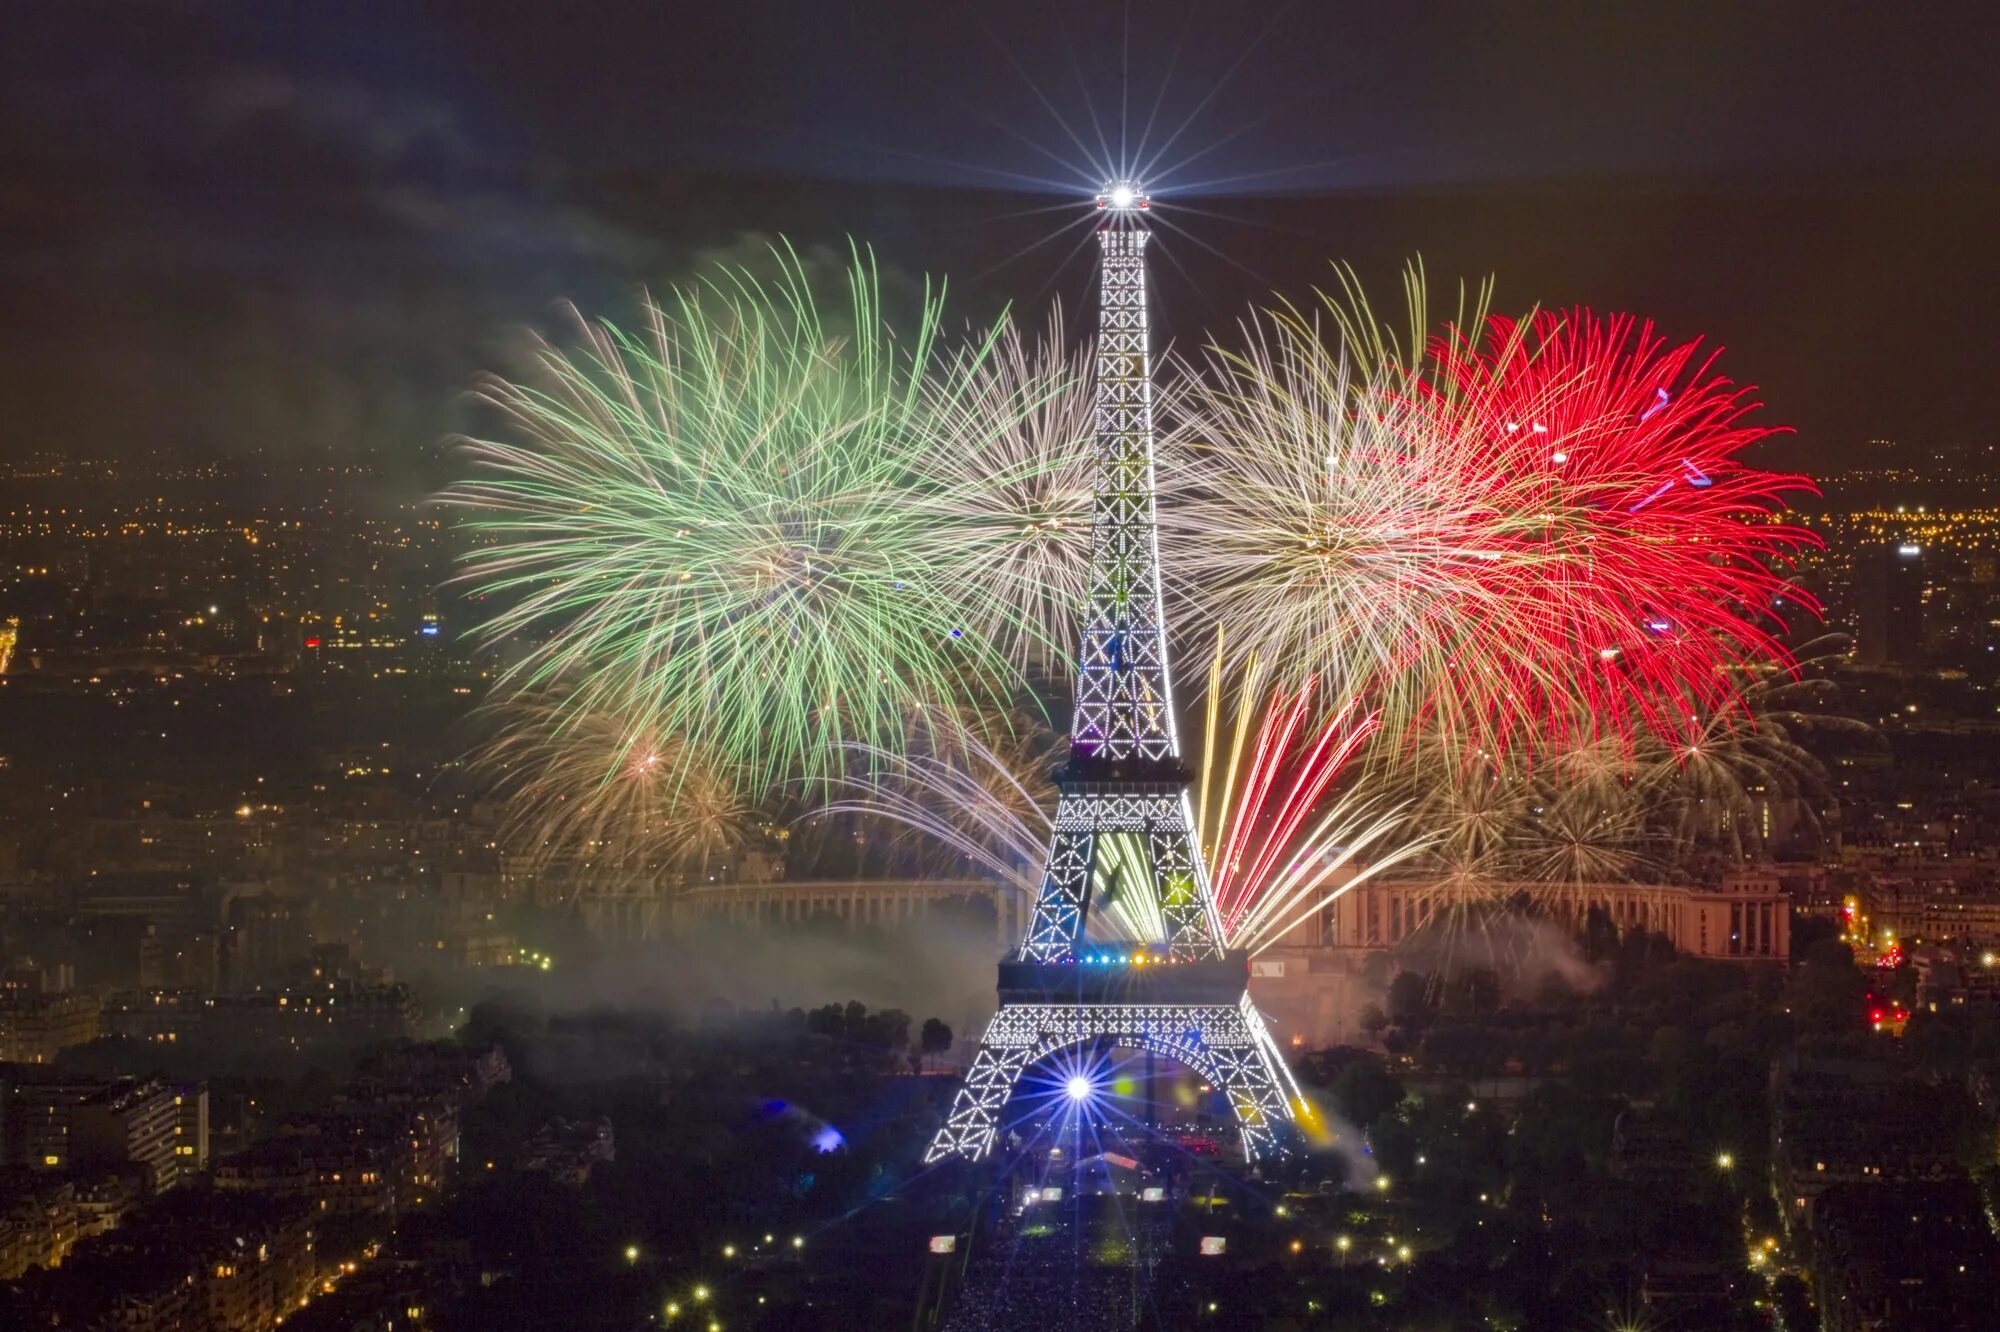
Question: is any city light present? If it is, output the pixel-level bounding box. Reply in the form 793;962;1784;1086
1716;1151;1735;1171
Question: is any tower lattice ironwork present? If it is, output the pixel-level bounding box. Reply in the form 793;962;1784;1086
925;184;1303;1166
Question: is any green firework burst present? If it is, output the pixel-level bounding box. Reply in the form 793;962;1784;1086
444;242;1060;796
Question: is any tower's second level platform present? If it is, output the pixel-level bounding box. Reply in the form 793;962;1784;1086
996;952;1251;1006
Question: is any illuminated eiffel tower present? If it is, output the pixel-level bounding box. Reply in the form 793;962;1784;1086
925;182;1302;1165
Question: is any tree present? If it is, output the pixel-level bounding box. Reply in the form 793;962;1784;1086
1359;1003;1391;1041
858;1007;910;1054
806;1003;847;1040
918;1017;953;1071
1387;970;1432;1027
1789;938;1867;1033
1582;905;1618;962
1329;1057;1405;1128
1790;912;1840;958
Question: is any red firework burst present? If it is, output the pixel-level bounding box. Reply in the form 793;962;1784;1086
1401;308;1821;747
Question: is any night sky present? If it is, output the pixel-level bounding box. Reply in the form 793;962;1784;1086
4;1;1996;486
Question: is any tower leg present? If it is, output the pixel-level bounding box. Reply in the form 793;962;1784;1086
1019;810;1095;963
926;1014;1035;1164
1148;792;1225;959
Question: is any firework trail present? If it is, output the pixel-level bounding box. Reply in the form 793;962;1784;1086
1194;637;1419;950
915;305;1096;677
821;715;1059;892
443;242;1076;798
1168;275;1819;754
1382;636;1863;929
826;657;1419;953
472;692;755;880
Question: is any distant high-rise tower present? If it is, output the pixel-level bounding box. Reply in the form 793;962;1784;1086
1855;540;1925;666
925;183;1302;1165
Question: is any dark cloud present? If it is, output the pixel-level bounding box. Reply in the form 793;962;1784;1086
0;0;1993;481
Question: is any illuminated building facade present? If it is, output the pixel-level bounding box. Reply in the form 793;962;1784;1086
672;878;1027;949
1248;875;1794;1049
927;184;1300;1165
0;992;103;1063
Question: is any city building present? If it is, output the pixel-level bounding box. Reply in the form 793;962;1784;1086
672;879;1025;949
520;1116;615;1187
1811;1180;1995;1331
1855;538;1927;667
1769;1053;1960;1225
0;993;101;1063
0;1071;207;1194
0;1177;78;1278
1248;873;1794;1048
212;1137;398;1215
102;980;421;1054
2;1193;320;1332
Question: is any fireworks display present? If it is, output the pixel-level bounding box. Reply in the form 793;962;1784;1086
828;670;1419;955
471;691;754;878
445;244;1075;798
1387;635;1855;900
1169;284;1819;753
1194;641;1419;952
915;306;1095;676
451;239;1829;956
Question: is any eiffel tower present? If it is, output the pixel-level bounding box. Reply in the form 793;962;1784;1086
925;182;1303;1165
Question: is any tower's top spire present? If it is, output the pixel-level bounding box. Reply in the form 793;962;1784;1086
1069;178;1178;774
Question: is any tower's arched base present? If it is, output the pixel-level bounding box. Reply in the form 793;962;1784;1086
924;993;1302;1164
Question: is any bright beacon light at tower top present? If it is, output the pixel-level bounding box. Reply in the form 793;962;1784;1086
1096;180;1149;212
